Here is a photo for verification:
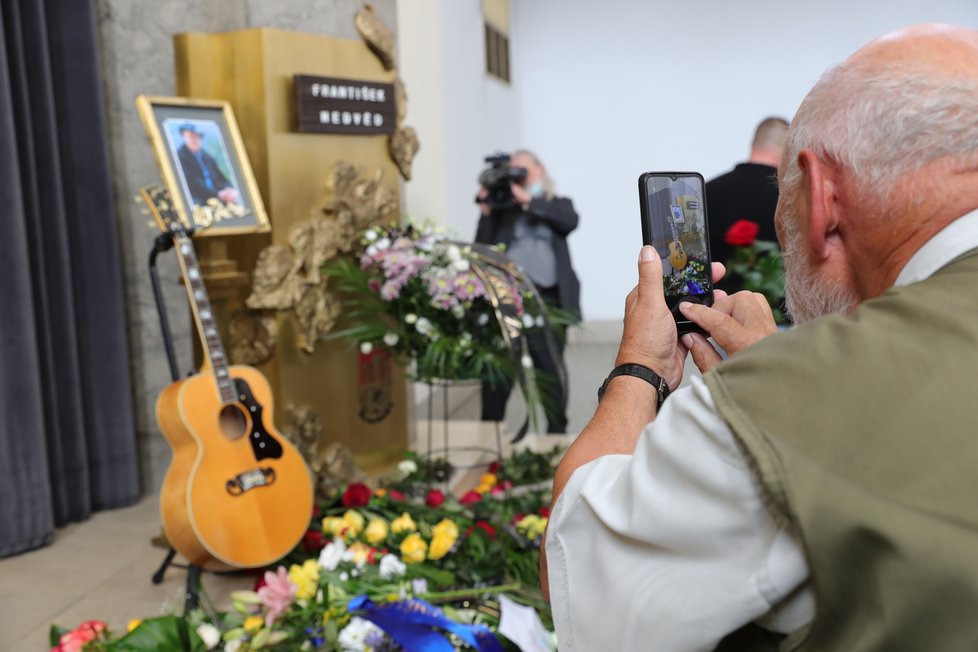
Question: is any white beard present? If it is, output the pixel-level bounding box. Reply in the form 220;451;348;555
780;204;860;324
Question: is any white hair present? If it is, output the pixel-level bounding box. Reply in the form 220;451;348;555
781;61;978;208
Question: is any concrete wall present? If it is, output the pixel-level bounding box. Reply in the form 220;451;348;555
95;0;397;492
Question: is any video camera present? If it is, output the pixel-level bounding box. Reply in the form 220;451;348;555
477;153;527;211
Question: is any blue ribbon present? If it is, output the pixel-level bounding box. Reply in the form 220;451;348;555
347;595;504;652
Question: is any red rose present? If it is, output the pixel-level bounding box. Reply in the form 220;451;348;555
426;489;446;507
538;506;550;518
302;529;326;553
725;219;760;247
342;482;372;507
459;491;482;505
388;489;406;502
487;461;501;474
474;520;496;539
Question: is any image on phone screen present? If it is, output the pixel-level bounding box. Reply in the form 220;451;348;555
640;172;712;302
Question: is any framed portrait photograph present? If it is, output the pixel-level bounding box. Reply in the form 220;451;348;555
670;204;685;223
136;95;269;236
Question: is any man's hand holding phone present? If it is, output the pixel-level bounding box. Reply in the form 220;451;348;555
680;292;778;373
616;246;729;391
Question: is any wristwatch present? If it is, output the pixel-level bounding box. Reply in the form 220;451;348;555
597;363;670;409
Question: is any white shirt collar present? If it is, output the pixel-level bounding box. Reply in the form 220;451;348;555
894;208;978;287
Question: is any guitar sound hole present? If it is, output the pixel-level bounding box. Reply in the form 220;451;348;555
218;404;248;440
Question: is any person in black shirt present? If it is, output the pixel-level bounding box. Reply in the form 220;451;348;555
706;117;788;295
176;123;239;208
475;149;581;434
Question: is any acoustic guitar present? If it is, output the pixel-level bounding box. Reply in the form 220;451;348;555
143;187;314;570
667;205;689;271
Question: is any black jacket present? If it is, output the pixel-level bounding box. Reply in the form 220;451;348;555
475;196;581;318
705;162;780;293
177;144;234;207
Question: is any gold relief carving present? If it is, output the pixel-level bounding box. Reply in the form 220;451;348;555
355;4;396;71
388;125;419;181
228;310;279;366
281;404;364;500
246;162;396;353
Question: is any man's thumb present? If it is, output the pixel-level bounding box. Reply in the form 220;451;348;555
638;246;664;301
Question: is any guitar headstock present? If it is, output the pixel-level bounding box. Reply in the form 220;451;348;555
139;185;191;237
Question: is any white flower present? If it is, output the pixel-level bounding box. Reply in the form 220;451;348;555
339;571;349;582
453;259;470;272
521;355;534;368
225;640;242;652
397;459;418;476
445;245;462;262
338;617;383;652
383;332;399;347
536;315;545;327
451;304;465;319
405;313;418;325
477;313;490;326
379;553;407;579
359;341;373;355
364;230;378;242
196;623;221;650
415;317;433;335
375;237;391;251
366;245;378;257
318;538;347;571
521;314;535;329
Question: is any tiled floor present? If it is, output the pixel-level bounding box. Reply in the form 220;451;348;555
0;323;622;651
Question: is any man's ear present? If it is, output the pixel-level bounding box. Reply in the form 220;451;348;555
797;149;842;261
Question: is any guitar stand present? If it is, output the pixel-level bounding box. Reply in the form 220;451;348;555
147;228;203;613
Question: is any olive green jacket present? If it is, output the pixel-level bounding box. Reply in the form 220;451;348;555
707;251;978;650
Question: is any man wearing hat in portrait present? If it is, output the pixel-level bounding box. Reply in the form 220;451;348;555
176;122;239;207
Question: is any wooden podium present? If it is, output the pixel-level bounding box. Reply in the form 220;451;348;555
173;28;409;472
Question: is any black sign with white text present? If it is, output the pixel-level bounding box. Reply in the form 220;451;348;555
294;74;396;135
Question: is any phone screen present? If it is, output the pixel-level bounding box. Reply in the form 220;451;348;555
638;172;713;330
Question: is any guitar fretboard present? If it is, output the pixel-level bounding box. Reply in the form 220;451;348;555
174;233;236;405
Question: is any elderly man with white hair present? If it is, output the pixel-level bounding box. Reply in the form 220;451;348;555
543;23;978;651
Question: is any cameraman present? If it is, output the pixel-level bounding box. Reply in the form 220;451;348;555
475;149;581;434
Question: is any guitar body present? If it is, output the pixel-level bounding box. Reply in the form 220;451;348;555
668;240;688;270
157;364;314;569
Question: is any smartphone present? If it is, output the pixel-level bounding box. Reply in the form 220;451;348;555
638;171;714;334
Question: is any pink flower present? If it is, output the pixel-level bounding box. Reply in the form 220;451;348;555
53;621;105;652
257;566;297;627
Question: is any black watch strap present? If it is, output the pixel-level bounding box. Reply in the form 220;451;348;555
597;363;671;408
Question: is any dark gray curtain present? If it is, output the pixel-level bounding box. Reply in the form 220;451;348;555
0;0;139;557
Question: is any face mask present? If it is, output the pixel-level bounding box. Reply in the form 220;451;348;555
528;182;543;197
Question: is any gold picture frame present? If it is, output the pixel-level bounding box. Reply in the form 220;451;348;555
136;95;270;236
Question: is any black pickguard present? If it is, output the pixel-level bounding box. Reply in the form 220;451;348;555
234;378;283;461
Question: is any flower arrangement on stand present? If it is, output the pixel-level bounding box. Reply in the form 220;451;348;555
323;222;571;390
723;219;787;323
51;447;565;651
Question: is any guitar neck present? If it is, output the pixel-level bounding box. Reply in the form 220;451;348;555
173;233;236;404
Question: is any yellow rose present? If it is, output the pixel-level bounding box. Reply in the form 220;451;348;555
342;510;366;538
399;533;428;564
126;619;142;633
321;516;346;536
391;512;417;534
431;518;459;541
427;531;455;560
365;517;389;545
480;473;498;487
517;514;548;540
374;488;388;497
288;559;320;600
244;614;264;633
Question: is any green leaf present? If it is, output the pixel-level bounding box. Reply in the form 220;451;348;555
49;624;71;647
108;616;206;652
